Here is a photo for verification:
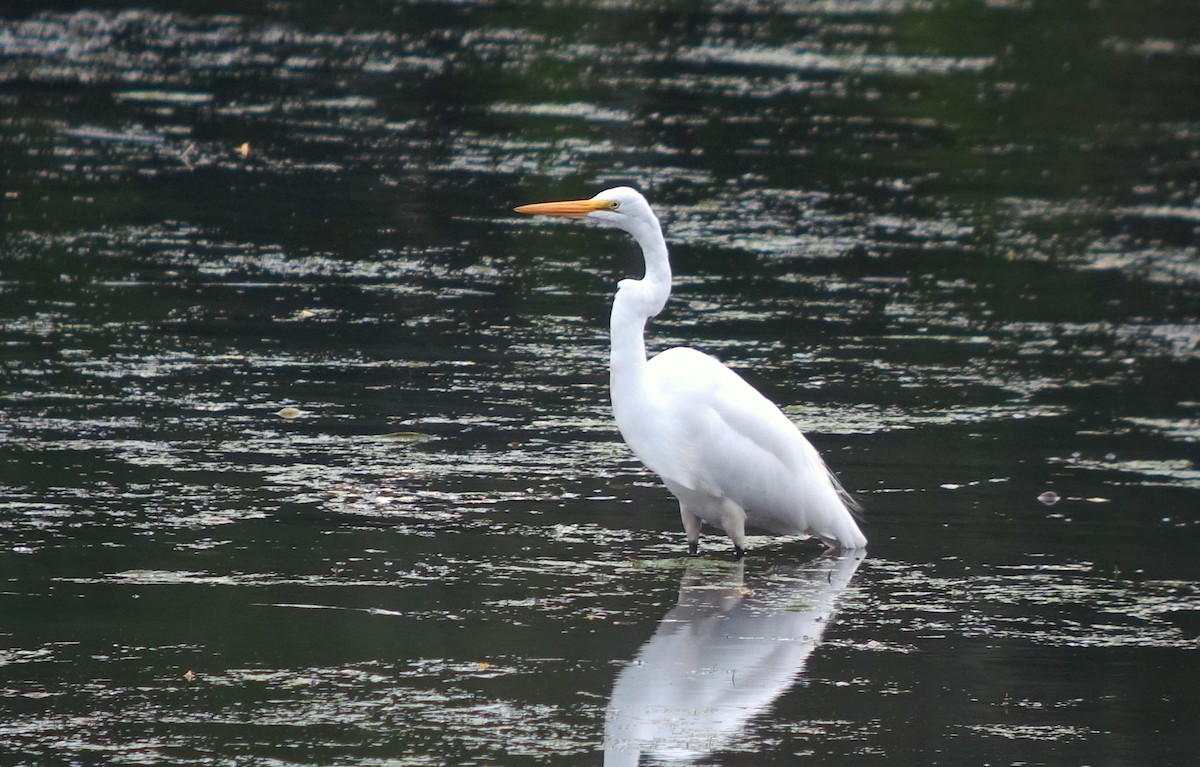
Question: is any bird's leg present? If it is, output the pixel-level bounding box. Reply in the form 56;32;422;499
680;503;703;557
719;500;749;561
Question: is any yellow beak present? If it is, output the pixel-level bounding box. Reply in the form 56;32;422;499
514;198;609;217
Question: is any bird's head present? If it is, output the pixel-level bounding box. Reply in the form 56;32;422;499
515;186;660;239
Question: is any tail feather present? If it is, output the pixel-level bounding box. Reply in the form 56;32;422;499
827;465;863;517
823;466;867;549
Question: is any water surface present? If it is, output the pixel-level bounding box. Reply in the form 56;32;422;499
2;1;1198;764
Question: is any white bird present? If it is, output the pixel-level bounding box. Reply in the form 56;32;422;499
515;187;866;557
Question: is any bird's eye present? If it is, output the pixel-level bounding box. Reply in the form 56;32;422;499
606;200;621;211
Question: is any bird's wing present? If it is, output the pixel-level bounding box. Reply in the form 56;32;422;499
646;347;845;534
644;347;800;482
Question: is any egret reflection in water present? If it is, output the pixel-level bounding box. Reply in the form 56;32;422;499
604;552;865;765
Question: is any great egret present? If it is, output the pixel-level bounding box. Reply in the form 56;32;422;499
515;187;866;556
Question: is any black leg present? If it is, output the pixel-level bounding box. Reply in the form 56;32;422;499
687;540;699;556
733;544;746;560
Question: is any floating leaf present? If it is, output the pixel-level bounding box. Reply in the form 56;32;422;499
380;431;427;441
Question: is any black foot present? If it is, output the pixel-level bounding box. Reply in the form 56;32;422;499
733;545;746;560
687;540;699;557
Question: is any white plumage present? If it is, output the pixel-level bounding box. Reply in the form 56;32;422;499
516;187;866;556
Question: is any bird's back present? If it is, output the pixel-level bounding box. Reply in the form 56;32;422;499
633;346;864;548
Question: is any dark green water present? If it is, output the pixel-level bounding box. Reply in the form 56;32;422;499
2;1;1198;764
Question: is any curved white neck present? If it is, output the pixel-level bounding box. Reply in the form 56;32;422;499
609;218;670;403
